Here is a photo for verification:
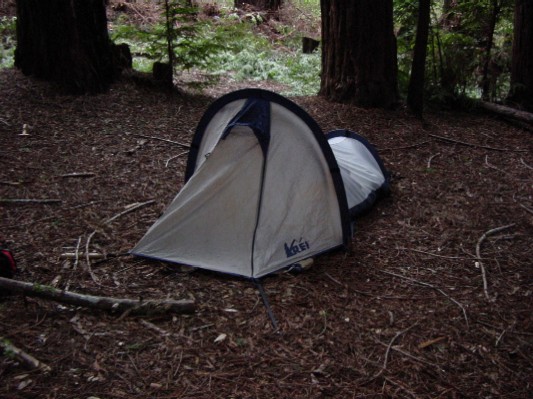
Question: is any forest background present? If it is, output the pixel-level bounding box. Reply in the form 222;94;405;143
0;0;523;108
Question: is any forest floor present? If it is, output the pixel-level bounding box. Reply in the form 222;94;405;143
1;62;532;398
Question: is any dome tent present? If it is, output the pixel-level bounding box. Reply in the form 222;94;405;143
131;89;389;278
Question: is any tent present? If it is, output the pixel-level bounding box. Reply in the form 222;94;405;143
326;129;390;218
131;89;389;278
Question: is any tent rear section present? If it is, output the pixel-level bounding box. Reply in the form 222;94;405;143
326;129;390;218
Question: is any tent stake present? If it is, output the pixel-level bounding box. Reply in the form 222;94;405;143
254;280;279;332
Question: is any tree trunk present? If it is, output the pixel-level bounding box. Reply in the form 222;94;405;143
319;0;398;108
234;0;282;10
480;0;501;101
15;0;116;94
407;0;431;117
508;0;533;111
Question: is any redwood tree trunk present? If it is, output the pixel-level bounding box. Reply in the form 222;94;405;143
407;0;431;117
320;0;398;108
480;0;501;101
15;0;116;94
508;0;533;111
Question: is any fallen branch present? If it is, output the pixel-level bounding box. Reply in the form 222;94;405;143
0;181;21;186
131;133;190;149
520;158;533;171
427;153;440;169
398;247;476;260
0;277;195;316
0;336;51;372
60;252;104;260
479;101;533;124
519;203;533;216
428;133;527;152
0;199;62;204
475;223;516;301
379;140;430;152
378;269;469;327
371;323;418;380
60;172;96;178
104;200;156;225
165;151;189;167
78;200;156;284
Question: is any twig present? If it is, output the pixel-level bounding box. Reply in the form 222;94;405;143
104;200;156;225
429;133;527;152
475;223;516;301
85;230;100;284
398;247;476;260
140;320;171;336
73;236;82;271
64;236;82;291
131;133;190;149
0;199;62;204
377;339;440;369
60;172;96;178
520;158;533;170
0;336;51;372
378;269;469;327
519;203;533;216
372;323;418;380
324;272;343;286
165;150;189;167
0;277;195;315
484;155;507;174
379;140;430;152
427;153;440;169
60;252;104;260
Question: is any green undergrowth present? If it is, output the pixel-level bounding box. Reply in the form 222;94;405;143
0;16;16;69
110;3;321;96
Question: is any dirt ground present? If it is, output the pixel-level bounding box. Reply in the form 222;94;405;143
1;59;532;399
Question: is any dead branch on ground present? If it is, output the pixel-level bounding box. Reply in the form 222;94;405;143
479;101;533;124
428;133;527;152
519;203;533;216
104;200;156;225
475;223;516;301
131;133;190;149
0;277;195;316
371;323;418;380
378;269;469;327
0;336;51;372
60;172;96;178
0;199;62;204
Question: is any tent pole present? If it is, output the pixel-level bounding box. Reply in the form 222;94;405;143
254;279;279;331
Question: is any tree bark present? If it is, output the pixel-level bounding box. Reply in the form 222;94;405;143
407;0;431;117
320;0;398;108
508;0;533;111
480;0;502;101
15;0;116;94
